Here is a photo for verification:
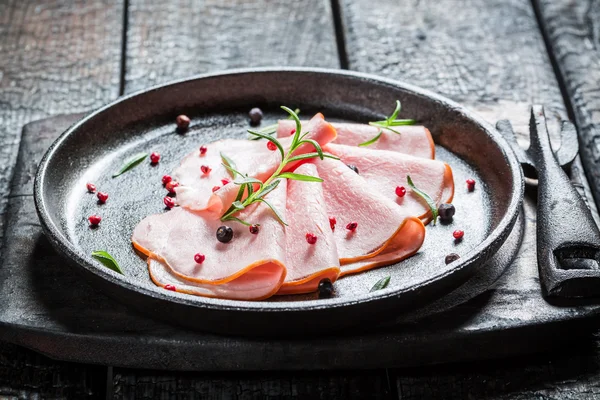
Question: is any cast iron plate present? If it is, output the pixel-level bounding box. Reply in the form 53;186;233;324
34;68;523;336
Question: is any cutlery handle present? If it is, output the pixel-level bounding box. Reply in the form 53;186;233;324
529;105;600;298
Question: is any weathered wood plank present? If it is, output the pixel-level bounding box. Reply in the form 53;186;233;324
0;0;123;235
338;0;600;396
535;0;600;211
124;0;340;93
339;0;566;139
0;0;123;397
113;370;392;399
394;348;600;400
0;341;106;399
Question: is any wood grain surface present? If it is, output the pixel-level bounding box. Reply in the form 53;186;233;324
0;0;123;240
124;0;340;93
535;0;600;210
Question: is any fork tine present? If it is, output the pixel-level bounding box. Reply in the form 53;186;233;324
496;119;534;167
555;121;578;169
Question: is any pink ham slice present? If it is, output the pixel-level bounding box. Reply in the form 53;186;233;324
324;143;454;223
312;158;426;275
148;258;285;300
277;120;434;159
277;163;340;295
173;113;337;218
132;180;288;299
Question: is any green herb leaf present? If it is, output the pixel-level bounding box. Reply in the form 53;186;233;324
248;130;285;159
222;163;246;179
388;100;401;122
233;177;264;187
370;276;390;292
282;106;303;149
258;198;287;226
255;180;281;200
91;250;124;274
407;175;439;224
388;119;417;126
298;138;324;159
359;130;383;147
232;200;245;211
277;172;324;182
222;216;252;226
220;152;238;178
112;153;148;178
287;152;340;163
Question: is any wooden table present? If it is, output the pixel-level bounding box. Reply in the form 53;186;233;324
2;0;600;398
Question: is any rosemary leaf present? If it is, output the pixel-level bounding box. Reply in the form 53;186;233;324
91;250;124;274
220;152;238;178
255;180;281;200
222;216;252;226
232;200;245;211
407;175;439;224
222;163;246;178
233;176;264;187
287;152;339;163
298;138;324;159
248;129;285;159
277;172;323;182
257;198;287;226
358;130;383;147
112;153;148;178
370;276;391;292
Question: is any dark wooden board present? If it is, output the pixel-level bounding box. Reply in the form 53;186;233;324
124;0;340;93
535;0;600;213
2;113;599;373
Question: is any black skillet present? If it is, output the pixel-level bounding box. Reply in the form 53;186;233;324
34;68;523;336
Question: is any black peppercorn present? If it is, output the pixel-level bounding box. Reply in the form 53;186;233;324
249;108;263;126
445;253;460;264
216;225;234;243
318;278;334;298
438;203;455;222
346;164;359;174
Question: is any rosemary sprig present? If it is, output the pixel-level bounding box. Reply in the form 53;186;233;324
112;152;148;178
249;108;301;140
221;106;339;225
407;175;439;225
370;276;391;292
359;100;416;147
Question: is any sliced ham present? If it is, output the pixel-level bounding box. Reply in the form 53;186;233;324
324;143;454;223
148;258;285;300
277;163;340;295
277;120;434;159
173;113;337;217
312;158;426;272
132;180;288;298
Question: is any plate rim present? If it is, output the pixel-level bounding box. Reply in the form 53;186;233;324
34;67;524;313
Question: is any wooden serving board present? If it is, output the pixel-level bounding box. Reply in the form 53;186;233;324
1;113;600;371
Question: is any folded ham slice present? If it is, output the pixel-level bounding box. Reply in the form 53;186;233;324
324;143;454;223
131;180;289;300
277;120;434;159
312;158;426;274
277;163;340;295
148;258;286;300
173;113;337;217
